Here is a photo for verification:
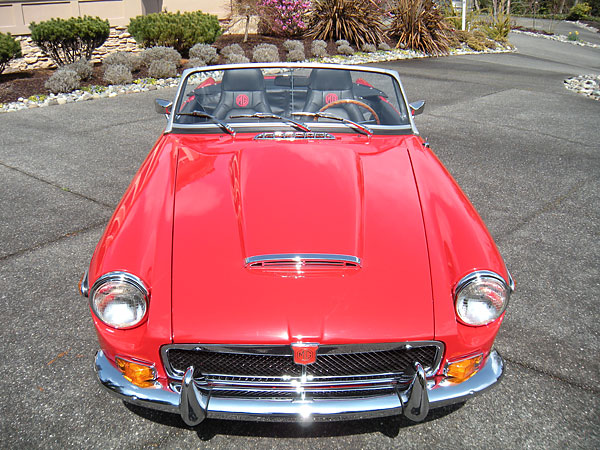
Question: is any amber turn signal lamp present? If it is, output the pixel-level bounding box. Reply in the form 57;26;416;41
444;354;484;383
115;357;156;388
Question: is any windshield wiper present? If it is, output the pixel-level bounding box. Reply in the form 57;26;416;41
291;111;373;136
229;112;312;132
175;111;235;136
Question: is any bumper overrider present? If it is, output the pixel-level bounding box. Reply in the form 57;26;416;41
94;350;504;425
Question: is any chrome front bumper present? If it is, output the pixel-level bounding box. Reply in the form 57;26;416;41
94;350;504;425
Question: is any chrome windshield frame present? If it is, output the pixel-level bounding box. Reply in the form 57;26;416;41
164;62;419;135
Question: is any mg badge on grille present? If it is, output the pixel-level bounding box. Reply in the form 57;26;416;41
292;343;318;365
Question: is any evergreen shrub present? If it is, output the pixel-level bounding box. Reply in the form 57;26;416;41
128;11;221;57
30;16;109;66
148;60;177;78
567;2;592;20
189;43;218;64
252;43;279;62
103;64;133;85
104;51;143;71
0;32;22;74
141;46;182;67
62;58;93;80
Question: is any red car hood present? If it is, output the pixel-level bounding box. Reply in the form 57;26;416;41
171;133;433;344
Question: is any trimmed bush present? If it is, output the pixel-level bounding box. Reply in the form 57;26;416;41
148;60;177;78
0;32;22;74
224;53;250;64
220;43;245;58
62;58;93;80
567;2;592;21
337;44;355;55
45;69;80;93
128;11;221;57
104;51;143;71
287;48;306;61
184;58;207;69
30;16;109;66
283;40;304;52
378;42;391;51
141;46;182;67
103;64;133;85
310;40;328;57
335;39;350;47
252;43;279;62
189;43;218;64
361;43;377;53
306;0;385;48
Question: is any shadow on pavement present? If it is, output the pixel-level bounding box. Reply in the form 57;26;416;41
124;401;465;440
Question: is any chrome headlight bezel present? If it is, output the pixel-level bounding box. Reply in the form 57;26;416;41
454;270;510;326
90;271;149;329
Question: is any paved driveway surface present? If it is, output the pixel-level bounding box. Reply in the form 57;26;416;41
0;33;598;448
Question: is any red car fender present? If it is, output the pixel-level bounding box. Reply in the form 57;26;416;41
406;136;509;368
88;134;178;377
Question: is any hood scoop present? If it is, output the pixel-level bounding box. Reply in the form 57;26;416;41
245;253;361;268
254;131;335;141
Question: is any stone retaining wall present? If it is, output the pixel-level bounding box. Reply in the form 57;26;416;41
6;26;142;72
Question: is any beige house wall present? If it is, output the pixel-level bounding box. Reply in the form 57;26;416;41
0;0;230;35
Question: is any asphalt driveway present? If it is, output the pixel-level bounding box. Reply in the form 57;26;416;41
0;32;598;448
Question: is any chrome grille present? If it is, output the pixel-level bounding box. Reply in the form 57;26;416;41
164;343;441;381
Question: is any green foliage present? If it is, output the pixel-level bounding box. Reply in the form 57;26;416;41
479;14;511;42
306;0;386;48
389;0;451;55
567;30;580;40
128;11;221;57
0;32;22;74
29;16;109;66
567;2;592;20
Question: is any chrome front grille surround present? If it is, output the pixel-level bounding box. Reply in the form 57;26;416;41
161;342;443;400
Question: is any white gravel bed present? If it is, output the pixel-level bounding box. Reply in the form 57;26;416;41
512;29;600;48
0;43;515;114
564;74;600;101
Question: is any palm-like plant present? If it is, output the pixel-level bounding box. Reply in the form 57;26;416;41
389;0;451;56
305;0;385;48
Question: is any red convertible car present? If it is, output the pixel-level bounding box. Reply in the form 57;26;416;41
79;63;514;425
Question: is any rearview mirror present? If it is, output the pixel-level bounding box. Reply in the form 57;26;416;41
409;100;425;116
155;98;172;117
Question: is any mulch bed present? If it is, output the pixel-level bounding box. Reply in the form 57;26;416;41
0;35;348;104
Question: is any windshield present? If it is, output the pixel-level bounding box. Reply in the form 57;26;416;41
171;64;411;133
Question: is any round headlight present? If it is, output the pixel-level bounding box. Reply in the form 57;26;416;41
90;272;149;329
455;271;509;326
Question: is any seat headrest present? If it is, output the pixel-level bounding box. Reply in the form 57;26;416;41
222;68;265;91
309;69;354;90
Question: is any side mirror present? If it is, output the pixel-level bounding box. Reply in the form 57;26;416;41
409;100;425;116
155;98;172;117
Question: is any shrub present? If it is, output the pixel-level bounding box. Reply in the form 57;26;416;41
103;63;133;85
148;60;177;78
337;44;355;55
466;37;485;51
257;0;312;37
0;32;22;74
389;0;451;56
141;46;182;67
104;51;143;71
310;40;328;57
283;39;304;52
567;2;592;21
446;32;461;48
62;58;93;80
128;11;222;57
184;58;207;69
224;53;250;64
479;14;511;42
45;69;80;93
220;43;245;58
378;42;391;51
287;48;306;61
252;43;279;62
306;0;385;48
361;43;377;53
335;39;350;46
189;43;218;64
30;16;109;66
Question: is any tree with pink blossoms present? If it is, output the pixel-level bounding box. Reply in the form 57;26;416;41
258;0;312;37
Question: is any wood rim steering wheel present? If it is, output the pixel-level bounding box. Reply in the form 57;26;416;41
319;99;380;125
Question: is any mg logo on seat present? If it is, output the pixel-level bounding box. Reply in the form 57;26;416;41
292;343;318;365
